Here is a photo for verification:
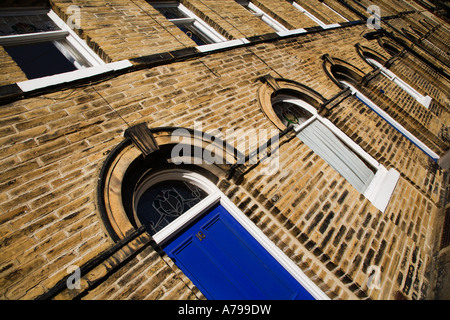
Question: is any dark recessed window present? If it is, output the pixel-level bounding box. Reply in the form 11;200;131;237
150;1;226;45
5;42;77;79
0;9;104;81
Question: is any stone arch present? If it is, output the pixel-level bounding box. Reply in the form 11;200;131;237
377;37;404;57
355;43;390;67
98;125;242;241
321;54;366;89
257;76;326;130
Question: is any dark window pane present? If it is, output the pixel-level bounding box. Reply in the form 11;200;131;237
178;24;208;45
5;41;77;79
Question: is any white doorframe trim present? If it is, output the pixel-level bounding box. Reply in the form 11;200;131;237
134;169;330;300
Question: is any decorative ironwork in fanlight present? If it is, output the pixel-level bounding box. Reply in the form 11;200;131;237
0;14;59;36
273;101;313;127
136;180;208;235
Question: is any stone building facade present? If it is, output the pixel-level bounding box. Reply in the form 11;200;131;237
0;0;449;300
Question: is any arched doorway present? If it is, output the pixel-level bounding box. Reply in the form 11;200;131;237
98;126;329;300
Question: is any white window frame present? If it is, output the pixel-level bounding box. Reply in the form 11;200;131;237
273;95;400;212
151;1;227;44
133;169;329;300
366;58;432;108
16;60;132;92
0;9;104;69
0;8;134;92
342;81;439;162
152;1;249;53
236;1;288;32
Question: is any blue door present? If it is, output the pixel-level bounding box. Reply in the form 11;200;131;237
162;203;315;300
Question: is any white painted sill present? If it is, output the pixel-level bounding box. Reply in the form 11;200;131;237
277;28;307;37
364;166;400;212
196;38;250;52
276;24;340;38
17;60;133;92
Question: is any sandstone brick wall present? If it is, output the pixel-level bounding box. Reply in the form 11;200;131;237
0;47;27;86
180;0;275;39
49;0;193;61
321;0;363;21
0;0;449;301
253;0;319;29
286;0;350;25
0;0;49;7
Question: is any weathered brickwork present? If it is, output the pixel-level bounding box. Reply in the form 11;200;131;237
0;0;449;301
0;47;26;86
49;0;211;61
284;0;349;25
358;0;415;16
388;58;450;111
253;0;318;29
180;0;275;39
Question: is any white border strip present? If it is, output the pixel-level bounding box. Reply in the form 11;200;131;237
366;58;432;109
220;194;330;300
196;38;250;52
243;1;289;32
17;60;133;92
276;28;307;37
322;23;341;30
322;3;349;22
291;2;327;28
276;95;399;212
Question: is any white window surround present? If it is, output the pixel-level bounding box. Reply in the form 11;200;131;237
321;23;341;30
366;58;432;108
236;1;289;32
0;9;104;69
273;95;400;212
321;2;349;22
291;1;326;27
152;1;227;44
48;10;105;67
342;81;440;162
151;2;250;52
0;8;123;90
275;25;340;38
133;169;330;300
